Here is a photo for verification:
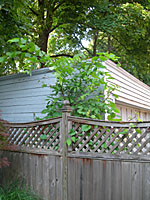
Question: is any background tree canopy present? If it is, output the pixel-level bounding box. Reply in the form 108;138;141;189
0;0;150;85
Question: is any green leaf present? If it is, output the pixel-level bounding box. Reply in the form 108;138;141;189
0;57;5;63
136;128;142;134
107;113;116;120
66;138;71;146
135;112;143;122
8;38;20;43
137;143;140;147
42;84;47;88
81;125;91;132
40;135;47;140
71;136;76;143
20;38;27;44
69;129;76;136
117;129;128;135
88;140;93;145
25;53;31;57
101;143;107;149
129;123;136;128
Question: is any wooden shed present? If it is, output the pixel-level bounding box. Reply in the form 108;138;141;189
0;60;150;122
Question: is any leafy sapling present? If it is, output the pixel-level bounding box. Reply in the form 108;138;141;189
41;53;120;123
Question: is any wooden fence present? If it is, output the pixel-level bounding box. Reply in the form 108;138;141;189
1;101;150;200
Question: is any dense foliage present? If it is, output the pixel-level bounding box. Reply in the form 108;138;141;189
0;0;150;84
39;53;120;121
0;38;53;74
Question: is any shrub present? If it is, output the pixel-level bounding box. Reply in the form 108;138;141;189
0;118;17;168
41;53;120;120
0;181;41;200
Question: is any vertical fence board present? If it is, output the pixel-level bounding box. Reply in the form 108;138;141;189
122;162;132;200
111;161;122;200
92;160;102;200
68;158;75;200
42;155;51;200
55;156;62;200
82;158;91;200
76;158;82;200
35;155;44;198
88;159;93;200
142;163;150;200
105;161;112;200
2;151;150;200
49;155;56;200
23;153;30;186
28;154;32;190
31;154;36;192
131;162;141;200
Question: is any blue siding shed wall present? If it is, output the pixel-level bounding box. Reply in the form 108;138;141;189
0;68;56;122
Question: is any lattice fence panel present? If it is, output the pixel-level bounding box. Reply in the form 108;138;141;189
6;120;61;151
70;121;150;155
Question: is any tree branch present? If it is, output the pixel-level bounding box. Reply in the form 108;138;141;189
49;23;63;33
28;6;39;16
50;54;74;58
52;2;65;13
80;41;93;56
112;35;130;52
73;35;93;56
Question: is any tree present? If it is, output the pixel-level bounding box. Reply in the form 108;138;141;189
0;0;150;85
46;1;150;84
39;54;120;121
0;0;32;56
0;38;53;75
26;0;98;54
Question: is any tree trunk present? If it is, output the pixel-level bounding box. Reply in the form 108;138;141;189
38;30;49;53
108;35;111;53
93;31;98;57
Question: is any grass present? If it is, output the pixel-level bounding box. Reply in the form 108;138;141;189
0;181;41;200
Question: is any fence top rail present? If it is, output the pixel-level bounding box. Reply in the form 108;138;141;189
68;116;150;128
4;117;62;128
68;152;150;162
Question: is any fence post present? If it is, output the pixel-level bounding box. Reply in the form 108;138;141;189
60;100;72;200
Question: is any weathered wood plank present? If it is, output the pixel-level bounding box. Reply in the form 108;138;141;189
92;160;102;200
122;162;132;200
2;150;150;200
68;116;150;127
68;157;75;200
111;160;122;200
4;117;61;127
142;163;150;200
131;163;141;200
49;155;56;200
55;156;62;200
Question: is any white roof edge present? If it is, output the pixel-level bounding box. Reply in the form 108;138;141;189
105;59;150;91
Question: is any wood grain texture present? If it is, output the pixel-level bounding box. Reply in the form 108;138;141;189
1;150;150;200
